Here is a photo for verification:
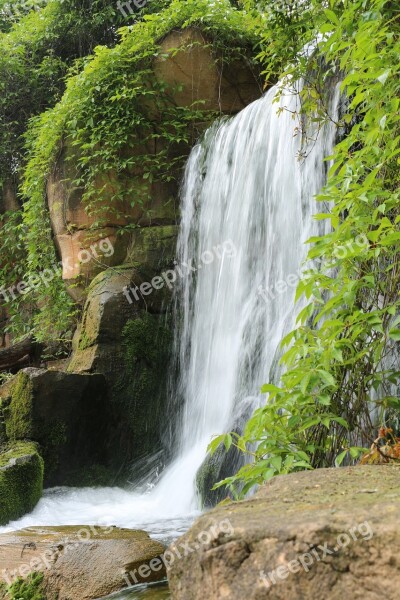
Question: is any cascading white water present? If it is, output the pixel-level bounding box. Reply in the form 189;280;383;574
0;80;340;536
157;78;341;508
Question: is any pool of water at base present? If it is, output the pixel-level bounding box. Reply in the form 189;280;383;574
98;581;170;599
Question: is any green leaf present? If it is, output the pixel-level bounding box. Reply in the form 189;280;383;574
335;450;348;466
261;383;281;395
389;329;400;341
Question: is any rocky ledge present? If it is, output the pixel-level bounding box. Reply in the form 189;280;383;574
0;526;166;600
167;465;400;600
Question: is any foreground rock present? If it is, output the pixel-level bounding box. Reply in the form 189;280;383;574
0;526;166;600
0;442;43;526
168;465;400;600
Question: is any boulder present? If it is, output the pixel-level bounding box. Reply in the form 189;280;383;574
0;526;166;600
0;369;112;486
196;444;242;509
0;442;43;527
168;465;400;600
196;406;255;508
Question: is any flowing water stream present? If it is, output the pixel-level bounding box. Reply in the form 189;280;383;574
0;79;340;597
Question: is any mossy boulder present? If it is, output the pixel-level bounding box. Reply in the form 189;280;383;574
196;413;254;507
195;445;241;508
0;369;112;486
0;442;43;527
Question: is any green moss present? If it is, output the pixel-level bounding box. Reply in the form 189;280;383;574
123;313;172;367
2;373;65;481
118;313;172;459
125;225;178;272
0;441;44;527
4;372;34;441
7;572;45;600
62;464;113;487
78;331;92;352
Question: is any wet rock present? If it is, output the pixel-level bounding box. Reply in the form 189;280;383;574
0;442;43;526
168;465;400;600
0;526;166;600
68;264;173;477
196;444;242;509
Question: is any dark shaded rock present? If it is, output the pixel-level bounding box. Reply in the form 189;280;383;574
196;444;242;508
0;526;166;600
67;260;175;478
0;369;112;486
0;181;19;214
0;337;42;373
196;403;255;507
168;465;400;600
0;442;43;526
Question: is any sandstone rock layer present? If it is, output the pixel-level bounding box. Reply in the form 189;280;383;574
0;526;166;600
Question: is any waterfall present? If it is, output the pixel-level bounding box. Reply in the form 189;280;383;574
0;79;340;535
157;78;341;509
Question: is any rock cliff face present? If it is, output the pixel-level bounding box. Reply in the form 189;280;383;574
67;262;174;476
167;465;400;600
47;27;261;302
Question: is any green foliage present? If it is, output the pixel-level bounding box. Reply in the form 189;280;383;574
0;0;261;343
211;0;400;497
22;0;260;227
0;0;132;343
7;572;45;600
0;0;125;181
